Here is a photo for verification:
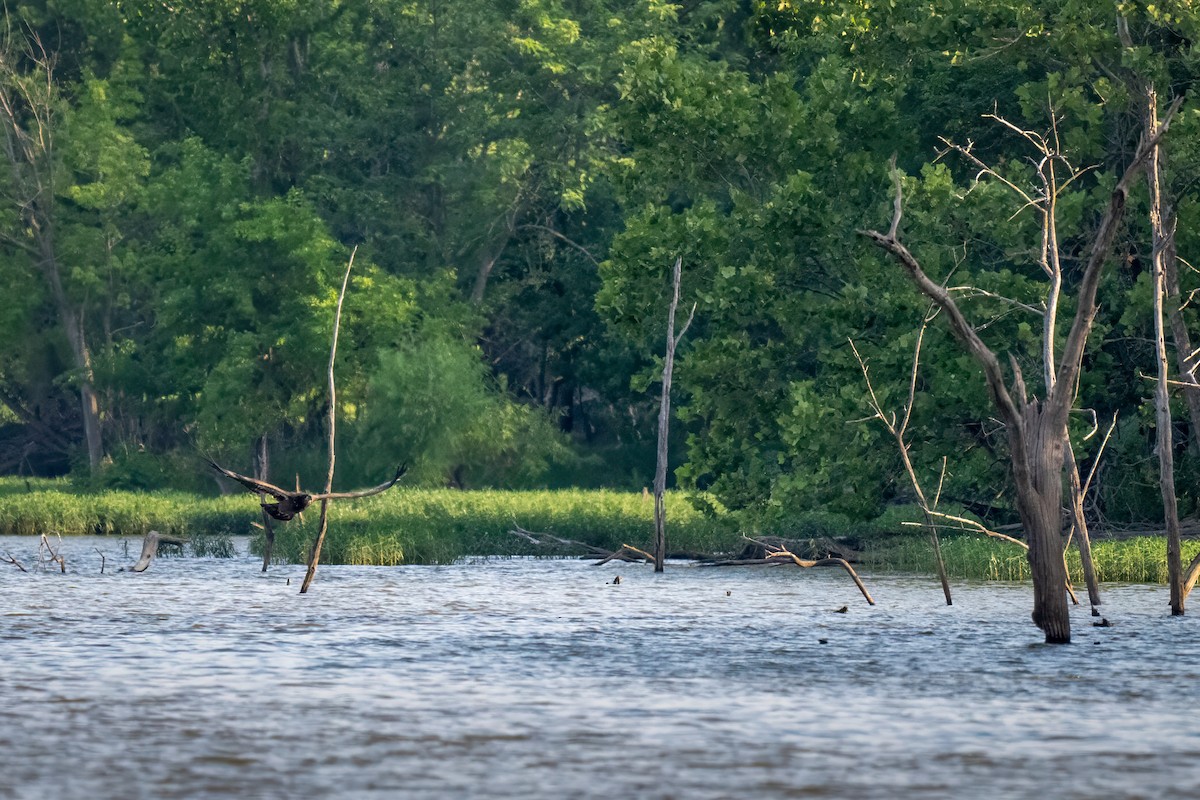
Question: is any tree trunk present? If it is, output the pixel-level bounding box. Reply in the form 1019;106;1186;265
1064;444;1101;608
0;39;103;474
300;249;356;594
1013;412;1072;643
56;280;102;472
1145;87;1186;615
653;257;694;573
255;435;275;572
1163;241;1200;455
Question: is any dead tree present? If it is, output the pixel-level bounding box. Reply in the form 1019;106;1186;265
301;248;354;594
850;308;952;605
129;530;187;573
37;532;65;572
939;117;1103;610
1143;88;1200;614
708;537;875;606
652;256;696;573
861;107;1178;642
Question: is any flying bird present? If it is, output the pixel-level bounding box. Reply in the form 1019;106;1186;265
204;457;407;521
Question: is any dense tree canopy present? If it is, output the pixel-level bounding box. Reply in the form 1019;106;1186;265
3;0;1200;531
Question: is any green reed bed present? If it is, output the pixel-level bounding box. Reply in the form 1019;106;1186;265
0;486;253;538
259;488;738;566
863;533;1200;585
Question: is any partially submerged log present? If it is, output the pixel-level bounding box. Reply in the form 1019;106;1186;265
707;538;875;606
594;543;657;566
130;530;187;573
510;524;613;557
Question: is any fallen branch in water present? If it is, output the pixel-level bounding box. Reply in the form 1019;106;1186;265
594;543;657;566
129;530;187;573
509;523;613;556
2;551;26;572
705;536;876;606
38;533;65;573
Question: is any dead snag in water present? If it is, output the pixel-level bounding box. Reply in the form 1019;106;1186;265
860;101;1178;641
509;524;613;557
38;533;65;573
594;544;657;567
850;314;952;606
652;256;697;573
130;531;188;573
708;537;875;606
2;552;27;572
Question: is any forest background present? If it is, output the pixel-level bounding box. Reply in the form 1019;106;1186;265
4;0;1200;538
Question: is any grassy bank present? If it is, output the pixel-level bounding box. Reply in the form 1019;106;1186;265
0;478;737;564
4;477;1197;582
863;534;1200;585
0;478;252;537
258;489;738;565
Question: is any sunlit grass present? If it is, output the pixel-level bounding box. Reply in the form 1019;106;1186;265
260;488;738;565
0;486;254;537
0;484;737;566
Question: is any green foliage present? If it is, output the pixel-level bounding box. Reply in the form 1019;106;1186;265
352;323;575;488
6;0;1200;544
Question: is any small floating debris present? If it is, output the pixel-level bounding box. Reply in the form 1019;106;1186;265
610;576;621;585
725;590;731;596
818;638;829;644
1093;618;1112;628
835;605;848;613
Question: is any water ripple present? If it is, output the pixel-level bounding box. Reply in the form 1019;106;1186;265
1;535;1197;799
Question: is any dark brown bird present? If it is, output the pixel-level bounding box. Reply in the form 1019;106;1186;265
205;457;407;521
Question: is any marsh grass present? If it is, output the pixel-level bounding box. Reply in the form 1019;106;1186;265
257;488;738;565
8;478;1198;582
864;534;1200;584
0;484;254;538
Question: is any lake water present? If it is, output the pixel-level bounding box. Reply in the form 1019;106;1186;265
1;534;1198;799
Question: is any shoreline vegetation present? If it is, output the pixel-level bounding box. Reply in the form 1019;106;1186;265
2;478;1197;584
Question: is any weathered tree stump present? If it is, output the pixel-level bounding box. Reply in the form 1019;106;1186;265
130;531;187;573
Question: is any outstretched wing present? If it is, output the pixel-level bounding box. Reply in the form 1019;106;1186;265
312;465;407;501
203;455;294;499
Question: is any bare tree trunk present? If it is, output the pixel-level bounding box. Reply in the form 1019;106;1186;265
300;249;356;594
653;257;695;573
1145;89;1186;615
469;222;515;305
255;435;275;572
1163;237;1200;454
1064;444;1101;608
1012;414;1072;643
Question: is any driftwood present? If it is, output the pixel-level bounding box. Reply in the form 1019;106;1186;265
2;551;26;572
594;544;657;567
706;537;875;606
510;524;612;556
130;531;187;573
38;533;66;573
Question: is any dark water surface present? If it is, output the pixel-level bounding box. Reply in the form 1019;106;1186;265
1;535;1198;799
